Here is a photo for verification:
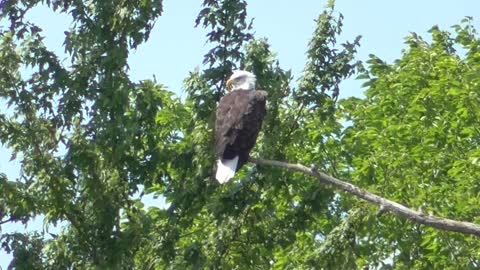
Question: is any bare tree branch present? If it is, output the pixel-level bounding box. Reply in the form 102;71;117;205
0;217;16;225
250;158;480;237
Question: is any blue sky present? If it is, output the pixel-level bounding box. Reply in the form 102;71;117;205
1;0;478;267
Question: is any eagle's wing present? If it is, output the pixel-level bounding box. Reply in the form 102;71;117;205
215;90;267;158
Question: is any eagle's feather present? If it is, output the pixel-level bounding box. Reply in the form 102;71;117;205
214;90;267;183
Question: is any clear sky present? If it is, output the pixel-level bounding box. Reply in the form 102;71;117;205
1;0;478;267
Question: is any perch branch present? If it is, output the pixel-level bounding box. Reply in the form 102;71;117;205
250;158;480;237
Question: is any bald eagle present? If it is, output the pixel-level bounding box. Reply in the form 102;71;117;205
215;70;267;184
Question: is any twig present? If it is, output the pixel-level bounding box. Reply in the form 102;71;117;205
250;158;480;237
180;220;216;239
0;217;16;225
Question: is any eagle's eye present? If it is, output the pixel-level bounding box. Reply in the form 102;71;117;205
226;77;236;90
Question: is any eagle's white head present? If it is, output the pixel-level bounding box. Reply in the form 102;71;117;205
226;70;256;91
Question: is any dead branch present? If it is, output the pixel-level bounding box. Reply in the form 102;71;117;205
250;158;480;237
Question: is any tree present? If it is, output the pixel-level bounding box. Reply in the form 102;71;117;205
337;20;480;268
0;0;479;269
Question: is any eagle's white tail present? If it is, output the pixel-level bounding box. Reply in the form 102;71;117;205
215;156;239;184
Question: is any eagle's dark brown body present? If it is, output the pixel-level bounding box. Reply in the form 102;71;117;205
215;90;267;172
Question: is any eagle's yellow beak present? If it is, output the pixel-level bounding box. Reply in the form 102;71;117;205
226;78;234;90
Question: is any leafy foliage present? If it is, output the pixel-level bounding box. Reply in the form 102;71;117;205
297;0;361;104
340;18;480;268
195;0;254;101
1;0;479;269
